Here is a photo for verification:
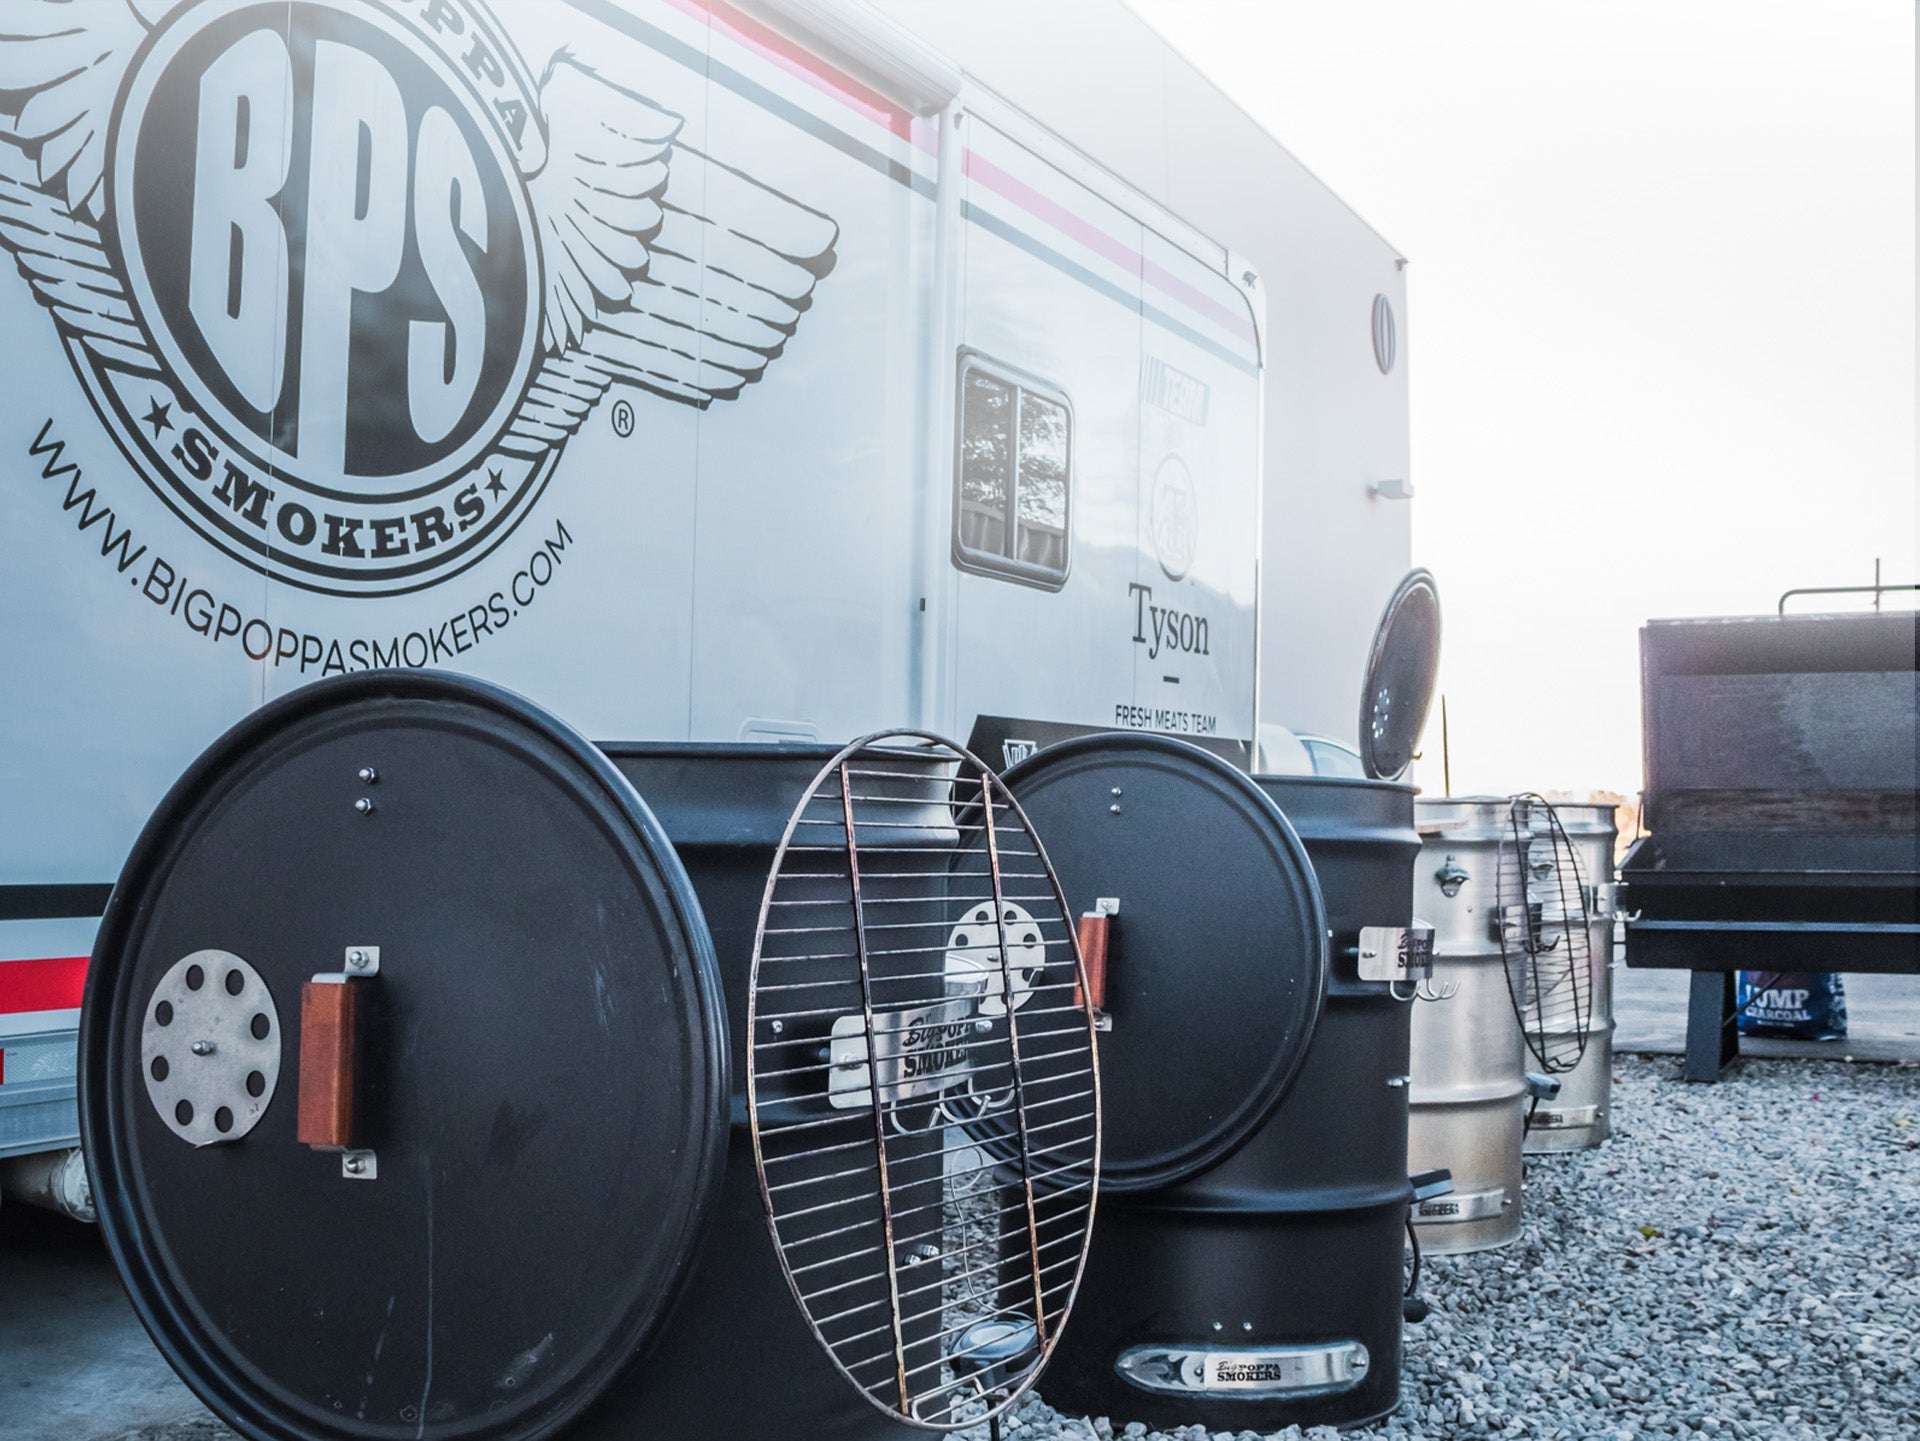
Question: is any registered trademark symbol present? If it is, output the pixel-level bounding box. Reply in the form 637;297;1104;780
610;399;635;438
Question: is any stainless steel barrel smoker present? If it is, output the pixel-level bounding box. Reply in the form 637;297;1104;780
1408;796;1531;1253
1029;570;1442;1432
82;671;1101;1441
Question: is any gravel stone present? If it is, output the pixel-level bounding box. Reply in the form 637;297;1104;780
960;1056;1920;1441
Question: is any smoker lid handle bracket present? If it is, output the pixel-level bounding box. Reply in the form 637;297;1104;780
297;947;380;1175
1075;909;1113;1030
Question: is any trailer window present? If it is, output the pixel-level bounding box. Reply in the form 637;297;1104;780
954;355;1071;588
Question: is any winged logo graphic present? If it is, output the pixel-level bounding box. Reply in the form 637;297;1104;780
0;0;839;596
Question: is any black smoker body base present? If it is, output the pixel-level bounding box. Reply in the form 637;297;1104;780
573;1130;924;1441
1036;1196;1407;1432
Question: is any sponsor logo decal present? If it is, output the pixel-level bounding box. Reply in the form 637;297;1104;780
1000;738;1038;767
1128;581;1211;661
1149;454;1197;581
0;0;838;596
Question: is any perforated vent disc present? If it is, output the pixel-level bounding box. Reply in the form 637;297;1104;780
139;950;279;1146
82;671;727;1441
1004;734;1328;1193
747;733;1101;1430
1359;568;1442;781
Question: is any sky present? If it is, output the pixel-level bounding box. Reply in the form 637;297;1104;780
1129;0;1916;799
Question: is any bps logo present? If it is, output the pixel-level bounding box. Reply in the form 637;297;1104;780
0;0;838;595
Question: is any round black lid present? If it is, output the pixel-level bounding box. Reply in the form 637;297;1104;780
1358;568;1443;781
82;671;728;1441
1002;734;1326;1192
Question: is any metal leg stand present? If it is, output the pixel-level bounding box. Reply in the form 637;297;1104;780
1684;969;1739;1082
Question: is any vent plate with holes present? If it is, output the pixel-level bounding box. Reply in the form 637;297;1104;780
747;733;1101;1431
139;949;280;1146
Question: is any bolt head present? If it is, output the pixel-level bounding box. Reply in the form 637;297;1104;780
354;798;374;815
190;1040;215;1056
357;767;378;784
344;1157;365;1174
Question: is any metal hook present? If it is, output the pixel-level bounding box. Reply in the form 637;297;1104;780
964;1068;1014;1117
1415;977;1459;1003
1389;979;1421;1003
888;1099;946;1137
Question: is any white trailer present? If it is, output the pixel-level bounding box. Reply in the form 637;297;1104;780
0;0;1407;1166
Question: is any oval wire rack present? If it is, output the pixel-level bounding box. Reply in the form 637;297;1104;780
1497;794;1594;1074
746;732;1102;1430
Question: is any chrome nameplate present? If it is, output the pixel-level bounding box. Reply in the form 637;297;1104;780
828;999;973;1110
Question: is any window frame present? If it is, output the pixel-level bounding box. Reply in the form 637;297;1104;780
950;349;1073;591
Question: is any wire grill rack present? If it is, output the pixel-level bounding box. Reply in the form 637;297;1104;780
1497;796;1594;1074
746;733;1101;1429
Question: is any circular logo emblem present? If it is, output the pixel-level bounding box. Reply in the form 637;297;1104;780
1151;454;1198;582
1372;292;1397;375
104;0;544;595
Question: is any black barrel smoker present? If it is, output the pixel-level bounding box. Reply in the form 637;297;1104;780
1017;571;1441;1432
82;671;1101;1441
1620;606;1920;1079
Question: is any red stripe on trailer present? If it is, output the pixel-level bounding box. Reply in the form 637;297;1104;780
963;149;1259;345
650;0;1253;350
0;955;89;1016
663;0;920;141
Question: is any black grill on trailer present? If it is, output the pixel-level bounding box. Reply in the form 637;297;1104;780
1620;608;1920;1080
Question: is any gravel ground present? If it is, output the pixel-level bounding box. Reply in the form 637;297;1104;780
974;1055;1920;1441
58;1055;1920;1441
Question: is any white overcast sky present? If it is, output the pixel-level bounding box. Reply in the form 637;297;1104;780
1130;0;1916;798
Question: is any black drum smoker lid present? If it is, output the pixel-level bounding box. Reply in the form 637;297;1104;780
81;671;730;1441
1358;568;1442;781
1002;734;1328;1193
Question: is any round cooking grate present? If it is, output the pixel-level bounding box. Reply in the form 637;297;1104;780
747;733;1101;1430
1497;796;1594;1074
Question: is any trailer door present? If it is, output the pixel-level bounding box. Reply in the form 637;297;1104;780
950;120;1143;748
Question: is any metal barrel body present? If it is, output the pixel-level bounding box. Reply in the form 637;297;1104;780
1523;802;1618;1154
1039;776;1418;1431
604;746;945;1440
1408;797;1530;1253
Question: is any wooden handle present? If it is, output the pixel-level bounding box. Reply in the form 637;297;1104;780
297;980;359;1150
1075;912;1110;1014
